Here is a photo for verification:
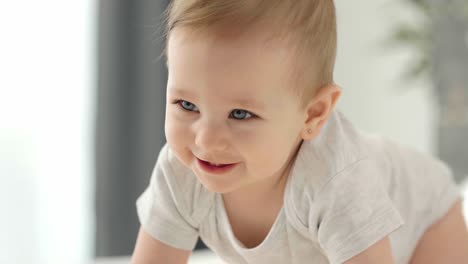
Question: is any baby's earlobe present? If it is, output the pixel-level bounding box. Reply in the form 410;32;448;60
302;127;316;140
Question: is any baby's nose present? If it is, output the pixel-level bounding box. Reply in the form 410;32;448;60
194;124;229;153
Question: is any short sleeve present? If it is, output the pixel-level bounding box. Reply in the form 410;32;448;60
314;158;404;264
423;157;461;224
391;141;462;232
136;145;199;250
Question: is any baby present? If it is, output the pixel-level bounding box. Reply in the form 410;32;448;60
131;0;468;263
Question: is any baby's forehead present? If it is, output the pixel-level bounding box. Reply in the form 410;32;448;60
170;25;292;58
168;26;301;83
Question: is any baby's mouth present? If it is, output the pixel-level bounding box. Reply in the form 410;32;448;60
199;159;230;167
196;157;238;174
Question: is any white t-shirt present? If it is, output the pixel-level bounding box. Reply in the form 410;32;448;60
136;109;461;264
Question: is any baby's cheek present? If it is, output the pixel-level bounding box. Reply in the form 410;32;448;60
239;131;280;157
165;118;193;153
258;131;296;163
165;111;192;135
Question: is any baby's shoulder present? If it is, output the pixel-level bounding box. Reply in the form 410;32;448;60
283;127;397;229
285;147;386;211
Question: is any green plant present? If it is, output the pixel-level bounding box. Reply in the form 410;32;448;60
389;0;468;80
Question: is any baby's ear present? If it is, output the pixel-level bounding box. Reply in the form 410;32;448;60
301;85;342;140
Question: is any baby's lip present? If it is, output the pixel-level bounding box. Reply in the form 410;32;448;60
196;158;238;175
196;157;237;166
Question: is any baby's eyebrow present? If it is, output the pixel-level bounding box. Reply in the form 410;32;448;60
231;98;266;111
169;88;195;98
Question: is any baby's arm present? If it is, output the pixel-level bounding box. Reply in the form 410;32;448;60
131;226;192;264
342;237;394;264
409;199;468;263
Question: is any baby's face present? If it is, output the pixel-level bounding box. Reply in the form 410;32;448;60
165;26;307;194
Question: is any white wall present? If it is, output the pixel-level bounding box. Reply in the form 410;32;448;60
0;1;95;263
334;0;437;154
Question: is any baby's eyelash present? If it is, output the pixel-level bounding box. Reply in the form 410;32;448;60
231;110;258;119
172;99;199;112
171;99;258;120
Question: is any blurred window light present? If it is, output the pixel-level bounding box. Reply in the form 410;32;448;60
0;1;95;263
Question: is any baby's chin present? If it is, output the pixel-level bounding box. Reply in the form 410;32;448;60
192;170;240;194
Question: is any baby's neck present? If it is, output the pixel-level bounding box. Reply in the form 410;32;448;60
222;166;289;209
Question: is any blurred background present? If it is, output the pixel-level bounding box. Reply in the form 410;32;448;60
0;0;467;263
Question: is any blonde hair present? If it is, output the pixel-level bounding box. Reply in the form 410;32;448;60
160;0;337;106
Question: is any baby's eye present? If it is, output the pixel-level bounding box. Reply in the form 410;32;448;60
176;100;199;112
173;100;256;120
230;109;254;120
